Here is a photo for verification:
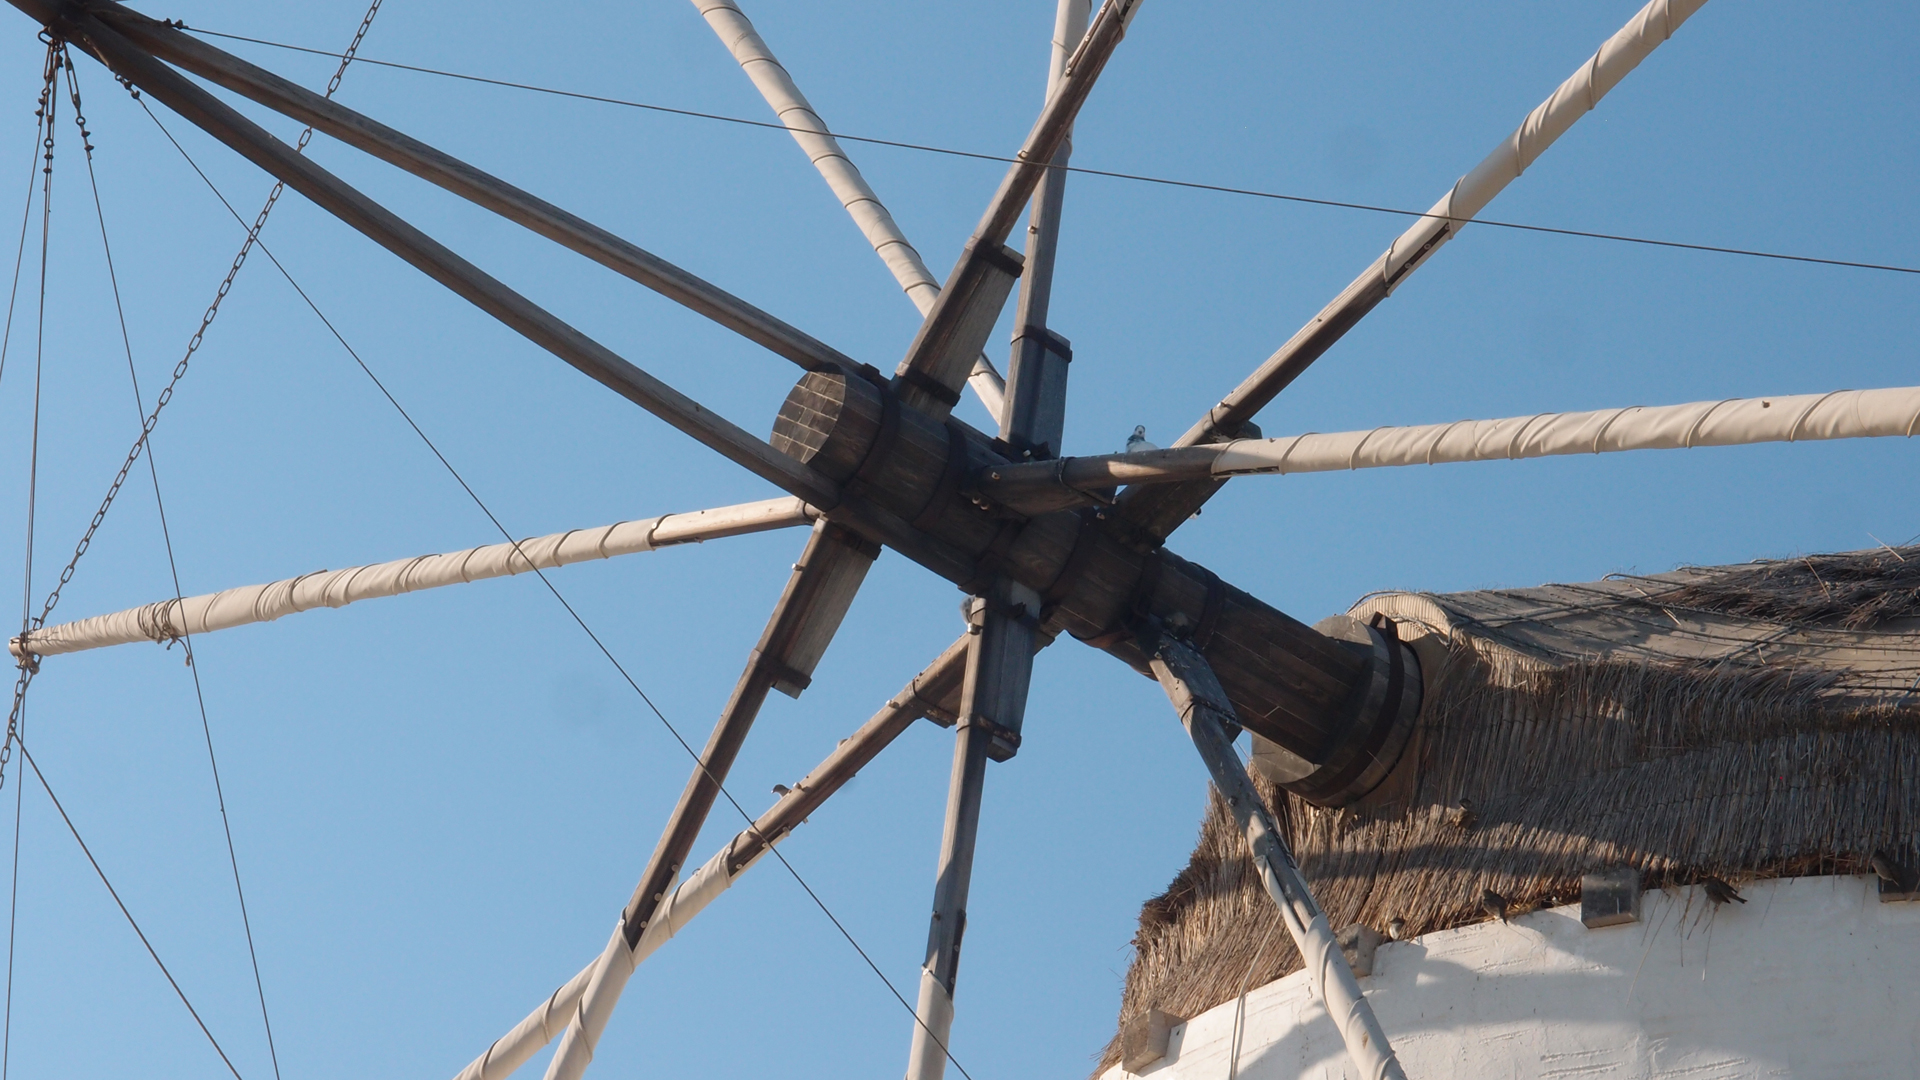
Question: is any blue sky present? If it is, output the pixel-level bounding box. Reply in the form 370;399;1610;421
0;1;1913;1078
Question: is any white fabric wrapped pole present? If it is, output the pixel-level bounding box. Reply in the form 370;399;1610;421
977;386;1920;513
1381;0;1711;285
540;845;750;1080
10;497;814;659
689;0;1007;419
1182;0;1709;447
448;634;970;1080
451;965;597;1080
473;843;742;1080
450;847;745;1080
1212;386;1920;476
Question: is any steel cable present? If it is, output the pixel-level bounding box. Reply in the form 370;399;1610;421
62;49;288;1080
0;43;59;1080
181;26;1920;278
15;739;245;1079
138;102;981;1080
51;2;389;1068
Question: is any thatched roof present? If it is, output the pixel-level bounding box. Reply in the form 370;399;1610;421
1100;546;1920;1074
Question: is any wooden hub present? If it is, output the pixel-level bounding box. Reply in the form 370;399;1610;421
773;370;1419;805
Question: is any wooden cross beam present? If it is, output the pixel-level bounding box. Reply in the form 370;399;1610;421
16;0;1418;807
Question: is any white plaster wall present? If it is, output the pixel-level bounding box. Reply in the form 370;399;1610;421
1105;876;1920;1080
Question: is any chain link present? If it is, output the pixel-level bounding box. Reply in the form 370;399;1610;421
5;15;385;784
3;42;62;786
19;18;385;647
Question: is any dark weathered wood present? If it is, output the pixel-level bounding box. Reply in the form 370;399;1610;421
970;0;1142;247
773;372;1011;563
35;4;843;509
975;447;1220;513
766;372;1387;771
893;0;1142;416
771;371;887;483
723;633;975;876
1002;327;1071;460
620;520;877;947
893;239;1023;413
1114;256;1393;542
1001;132;1075;459
92;3;869;380
765;524;880;698
958;581;1042;761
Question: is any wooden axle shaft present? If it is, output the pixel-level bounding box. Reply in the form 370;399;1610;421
772;371;1417;805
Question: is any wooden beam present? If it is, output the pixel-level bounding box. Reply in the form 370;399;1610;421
454;632;977;1080
904;583;1042;1080
27;3;842;508
892;0;1144;414
998;23;1081;460
544;520;878;1079
764;369;1383;774
1144;630;1408;1080
93;2;870;380
1115;0;1713;544
974;447;1218;513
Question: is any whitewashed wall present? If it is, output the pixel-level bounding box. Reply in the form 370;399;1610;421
1103;876;1920;1080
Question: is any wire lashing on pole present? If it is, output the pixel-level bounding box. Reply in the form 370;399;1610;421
13;13;387;652
7;8;387;786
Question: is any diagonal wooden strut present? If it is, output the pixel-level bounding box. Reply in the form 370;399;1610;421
687;0;1009;420
453;632;972;1080
94;3;870;381
23;2;841;508
1116;0;1712;544
892;0;1143;415
904;8;1087;1076
542;519;876;1080
1145;629;1407;1080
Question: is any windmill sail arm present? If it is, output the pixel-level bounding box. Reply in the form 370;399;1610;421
1181;0;1711;448
451;634;972;1080
1212;385;1920;475
976;387;1920;511
8;498;817;660
892;0;1143;414
1381;0;1711;286
93;4;870;382
690;0;940;308
686;0;1007;420
1109;0;1710;544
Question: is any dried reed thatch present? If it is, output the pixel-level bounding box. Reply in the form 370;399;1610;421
1659;545;1920;629
1099;547;1920;1074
